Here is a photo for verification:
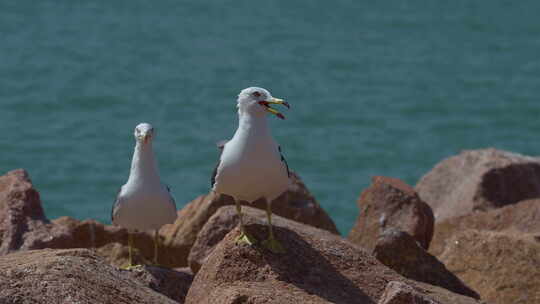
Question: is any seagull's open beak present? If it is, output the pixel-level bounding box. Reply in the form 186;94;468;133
258;97;290;120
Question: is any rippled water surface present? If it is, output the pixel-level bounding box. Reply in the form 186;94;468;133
2;1;540;233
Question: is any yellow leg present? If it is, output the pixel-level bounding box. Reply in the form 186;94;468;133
123;232;142;270
234;200;256;245
153;230;159;265
128;232;133;266
262;202;285;253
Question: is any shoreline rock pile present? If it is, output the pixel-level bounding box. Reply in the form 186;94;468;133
1;148;538;303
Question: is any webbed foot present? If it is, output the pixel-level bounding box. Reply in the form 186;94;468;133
235;232;257;246
122;263;144;271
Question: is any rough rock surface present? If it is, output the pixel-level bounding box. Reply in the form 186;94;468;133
187;205;250;274
438;230;540;304
161;171;338;266
0;169;186;268
0;169;49;254
188;205;338;274
126;266;193;303
185;208;481;304
430;198;540;256
415;148;540;221
373;228;479;299
0;248;179;304
0;169;335;268
378;281;439;304
348;176;434;251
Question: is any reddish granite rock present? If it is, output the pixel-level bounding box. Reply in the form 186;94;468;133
187;205;244;274
0;169;184;267
373;228;479;299
185;209;481;304
416;149;540;221
0;248;177;304
126;266;193;303
378;281;439;304
430;198;540;256
348;176;434;251
188;205;338;274
0;169;336;269
438;230;540;304
0;169;49;254
161;171;338;266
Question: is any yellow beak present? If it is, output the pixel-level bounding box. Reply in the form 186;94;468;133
259;97;290;119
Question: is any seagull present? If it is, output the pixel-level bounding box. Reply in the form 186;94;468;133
211;87;291;253
112;123;177;268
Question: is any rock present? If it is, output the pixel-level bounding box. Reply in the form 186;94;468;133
348;176;434;251
430;198;540;256
161;171;338;266
0;248;178;303
126;266;193;303
185;207;482;304
373;228;479;299
0;169;49;254
5;214;165;268
0;170;178;267
438;230;540;304
416;149;540;221
378;281;439;304
187;205;243;274
0;169;335;268
188;204;338;274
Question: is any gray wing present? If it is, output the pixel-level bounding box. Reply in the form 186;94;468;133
111;187;123;222
278;145;290;178
211;140;227;188
165;184;177;209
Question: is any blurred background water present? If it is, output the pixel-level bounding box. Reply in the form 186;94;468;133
1;1;539;234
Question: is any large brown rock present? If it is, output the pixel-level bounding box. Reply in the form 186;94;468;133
378;281;439;304
348;176;434;251
0;169;336;269
126;266;194;303
0;169;189;268
0;169;49;254
161;171;338;266
188;204;337;274
438;230;540;304
430;198;540;256
0;248;179;303
1;213;167;268
185;207;482;304
373;228;479;299
187;205;247;274
416;148;540;221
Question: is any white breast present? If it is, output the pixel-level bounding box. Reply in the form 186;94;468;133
214;135;290;203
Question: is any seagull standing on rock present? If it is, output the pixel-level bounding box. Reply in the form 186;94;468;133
212;87;291;253
112;123;177;268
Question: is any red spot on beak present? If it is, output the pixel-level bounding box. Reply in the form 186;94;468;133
277;113;285;120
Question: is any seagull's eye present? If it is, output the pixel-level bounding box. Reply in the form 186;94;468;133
252;91;261;98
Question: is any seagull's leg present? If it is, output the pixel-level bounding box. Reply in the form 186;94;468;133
262;202;285;253
123;231;142;270
234;199;257;246
153;229;159;266
128;232;133;266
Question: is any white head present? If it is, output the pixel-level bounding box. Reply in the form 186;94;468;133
237;87;290;119
134;123;155;144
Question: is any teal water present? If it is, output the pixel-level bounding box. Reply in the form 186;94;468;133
1;1;540;234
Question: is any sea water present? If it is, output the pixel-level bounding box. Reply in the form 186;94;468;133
1;1;540;234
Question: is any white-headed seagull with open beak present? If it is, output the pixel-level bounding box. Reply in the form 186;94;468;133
211;87;291;253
